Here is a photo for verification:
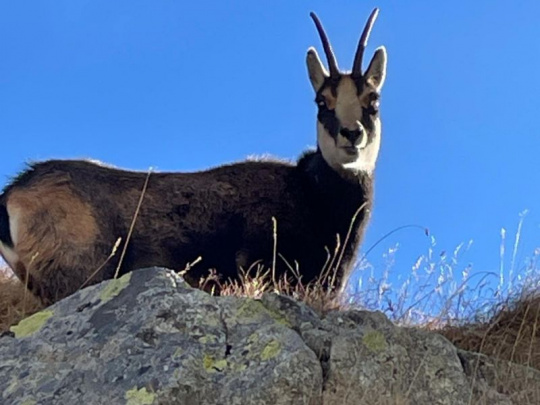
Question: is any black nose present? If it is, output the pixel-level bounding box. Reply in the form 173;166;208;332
339;128;363;144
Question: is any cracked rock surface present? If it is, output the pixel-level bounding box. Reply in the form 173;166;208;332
0;267;534;404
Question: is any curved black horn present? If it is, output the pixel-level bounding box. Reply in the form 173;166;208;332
352;8;379;77
310;12;339;79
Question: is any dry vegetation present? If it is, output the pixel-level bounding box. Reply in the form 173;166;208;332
196;264;342;315
0;267;43;334
441;292;540;404
1;219;539;403
441;292;540;370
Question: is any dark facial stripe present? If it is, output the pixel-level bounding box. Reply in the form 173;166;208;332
354;78;365;95
0;204;13;248
317;104;340;139
361;93;380;132
316;77;341;139
361;108;376;132
316;76;379;140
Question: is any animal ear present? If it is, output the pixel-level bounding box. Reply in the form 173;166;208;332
364;46;387;91
306;47;328;92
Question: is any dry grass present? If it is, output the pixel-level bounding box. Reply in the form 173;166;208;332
1;212;540;403
192;214;353;315
440;291;540;404
1;264;539;403
441;292;540;370
194;257;540;402
196;262;342;315
0;268;43;333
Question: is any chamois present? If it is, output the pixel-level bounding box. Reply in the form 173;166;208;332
0;9;387;305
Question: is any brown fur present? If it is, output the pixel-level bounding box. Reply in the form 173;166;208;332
6;176;99;302
0;154;373;305
0;10;385;305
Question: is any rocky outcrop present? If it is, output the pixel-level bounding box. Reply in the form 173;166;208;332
0;267;537;404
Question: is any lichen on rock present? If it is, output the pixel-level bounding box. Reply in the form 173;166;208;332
99;272;132;302
125;387;155;405
260;340;281;361
362;330;387;353
10;310;54;338
0;267;536;405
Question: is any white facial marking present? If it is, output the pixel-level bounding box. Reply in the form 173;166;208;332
343;120;381;174
357;125;368;149
8;205;20;246
0;241;19;270
335;78;362;132
0;203;22;271
317;77;381;175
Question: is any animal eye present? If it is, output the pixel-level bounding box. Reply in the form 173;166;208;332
367;100;380;115
316;96;327;107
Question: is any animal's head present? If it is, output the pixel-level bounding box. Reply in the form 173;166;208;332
307;9;387;175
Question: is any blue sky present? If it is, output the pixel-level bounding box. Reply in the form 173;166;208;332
1;1;539;294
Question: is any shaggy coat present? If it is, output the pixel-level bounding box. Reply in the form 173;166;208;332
0;8;386;304
0;154;372;303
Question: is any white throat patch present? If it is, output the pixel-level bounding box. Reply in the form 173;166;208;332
318;122;380;175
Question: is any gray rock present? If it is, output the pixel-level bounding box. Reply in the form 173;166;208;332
261;295;471;404
458;350;540;404
317;312;470;405
1;268;322;405
0;267;535;404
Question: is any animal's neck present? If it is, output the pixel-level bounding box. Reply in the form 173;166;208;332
297;149;373;266
297;149;373;227
299;149;372;189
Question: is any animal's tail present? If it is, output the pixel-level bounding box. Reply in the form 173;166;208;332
0;203;13;248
